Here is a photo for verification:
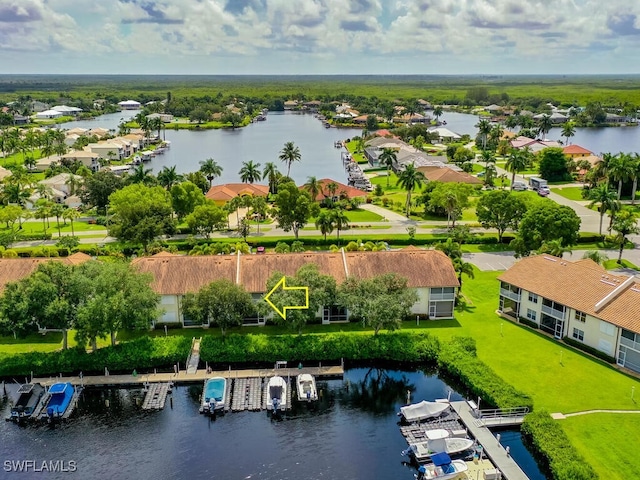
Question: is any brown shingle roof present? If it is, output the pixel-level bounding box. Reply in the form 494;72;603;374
498;256;640;332
345;249;459;288
0;255;92;292
132;249;458;295
418;166;483;185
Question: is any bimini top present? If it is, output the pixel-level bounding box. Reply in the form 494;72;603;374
48;383;70;395
431;452;452;467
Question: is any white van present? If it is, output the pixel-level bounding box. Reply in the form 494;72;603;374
512;181;527;191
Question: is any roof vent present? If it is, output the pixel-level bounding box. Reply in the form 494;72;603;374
595;275;637;312
543;256;557;262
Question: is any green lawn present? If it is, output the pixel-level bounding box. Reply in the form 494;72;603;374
0;330;111;354
551;186;586;201
562;414;640;480
343;209;384;222
1;221;107;236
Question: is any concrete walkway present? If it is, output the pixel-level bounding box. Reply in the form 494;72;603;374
552;409;640;420
359;203;414;223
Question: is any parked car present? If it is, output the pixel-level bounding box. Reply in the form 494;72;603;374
512;181;527;191
538;186;551;197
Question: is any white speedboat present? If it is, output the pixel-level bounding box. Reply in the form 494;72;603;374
296;374;318;402
202;377;226;413
399;400;449;422
403;429;475;463
267;376;287;412
414;453;468;480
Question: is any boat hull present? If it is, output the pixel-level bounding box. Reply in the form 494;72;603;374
202;377;226;413
296;374;318;402
267;376;287;411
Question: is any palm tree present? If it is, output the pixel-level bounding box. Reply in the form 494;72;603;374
315;211;334;240
304;176;321;202
593;152;614;183
62;208;80;236
65;175;82;196
433;106;443;124
279;141;301;177
611;209;640;263
608;152;634;199
443;191;460;228
157;165;182;190
629;153;640;205
505;148;530;190
453;259;475;288
378;148;397;188
128;164;155;185
587;184;618;236
239;160;262;184
476;119;492;150
34;200;51;234
331;208;349;240
581;250;609;266
396;163;425;217
536;114;553;140
50;203;65;238
262;162;280;195
537;239;571;258
199;158;223;188
561;122;576;146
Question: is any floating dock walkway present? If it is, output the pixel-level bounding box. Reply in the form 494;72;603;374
32;365;343;388
142;383;171;410
231;377;264;412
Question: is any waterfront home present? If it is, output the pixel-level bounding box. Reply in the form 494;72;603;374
146;113;174;123
498;256;640;374
427;127;462;143
300;179;368;201
35;109;63;119
87;142;125;160
61;151;101;171
510;136;560;152
417;165;483;185
118;100;141;110
562;145;592;158
51;105;82;116
205;183;269;205
132;249;459;327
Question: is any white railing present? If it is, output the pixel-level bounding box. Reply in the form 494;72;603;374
475;407;529;427
500;288;521;302
541;304;565;320
620;336;640;352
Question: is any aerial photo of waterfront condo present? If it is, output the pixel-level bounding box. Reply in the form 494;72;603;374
1;1;640;479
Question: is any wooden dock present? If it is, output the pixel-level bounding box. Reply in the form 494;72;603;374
142;383;171;410
32;365;343;388
450;401;529;480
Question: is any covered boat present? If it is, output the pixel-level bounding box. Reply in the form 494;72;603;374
10;383;45;422
415;452;468;480
403;429;475;463
202;377;226;413
296;374;318;402
399;400;449;422
267;376;287;412
45;383;75;420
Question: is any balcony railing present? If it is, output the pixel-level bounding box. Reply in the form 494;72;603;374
430;293;456;301
541;304;565;320
621;336;640;352
500;288;521;302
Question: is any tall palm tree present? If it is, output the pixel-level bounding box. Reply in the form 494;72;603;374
629;153;640;205
239;160;261;184
279;141;301;177
453;259;475;288
561;122;576;145
331;208;349;240
157;165;182;190
433;106;443;124
505;148;530;190
608;152;634;199
62;208;80;236
537;239;571;258
128;164;155;185
262;162;280;195
396;163;425;217
476;119;492;150
304;176;321;202
378;148;397;188
611;209;640;263
593;152;614;183
587;184;618;236
199;158;223;188
34;200;51;233
536;114;553;140
443;191;460;228
581;250;609;266
315;211;334;240
50;203;65;238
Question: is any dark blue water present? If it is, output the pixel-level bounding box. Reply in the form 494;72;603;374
493;429;546;480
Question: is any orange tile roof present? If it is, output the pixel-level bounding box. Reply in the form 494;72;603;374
205;183;269;202
132;249;458;295
562;145;592;155
498;256;640;332
301;179;368;201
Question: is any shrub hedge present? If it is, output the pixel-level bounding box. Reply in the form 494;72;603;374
517;317;539;330
199;332;441;364
0;337;191;377
562;336;616;364
437;336;533;410
521;410;598;480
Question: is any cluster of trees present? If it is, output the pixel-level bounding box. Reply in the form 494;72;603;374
0;261;159;349
0;127;68;166
179;264;419;336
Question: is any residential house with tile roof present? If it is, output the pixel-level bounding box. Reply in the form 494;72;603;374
132;249;459;327
498;256;640;374
205;183;269;205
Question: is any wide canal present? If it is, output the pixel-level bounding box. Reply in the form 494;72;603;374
0;368;547;480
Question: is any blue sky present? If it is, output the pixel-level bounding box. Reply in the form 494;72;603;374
0;0;638;74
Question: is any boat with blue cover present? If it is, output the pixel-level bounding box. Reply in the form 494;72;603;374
414;452;468;480
44;383;75;421
202;377;226;413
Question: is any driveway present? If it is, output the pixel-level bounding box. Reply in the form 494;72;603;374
463;252;518;271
